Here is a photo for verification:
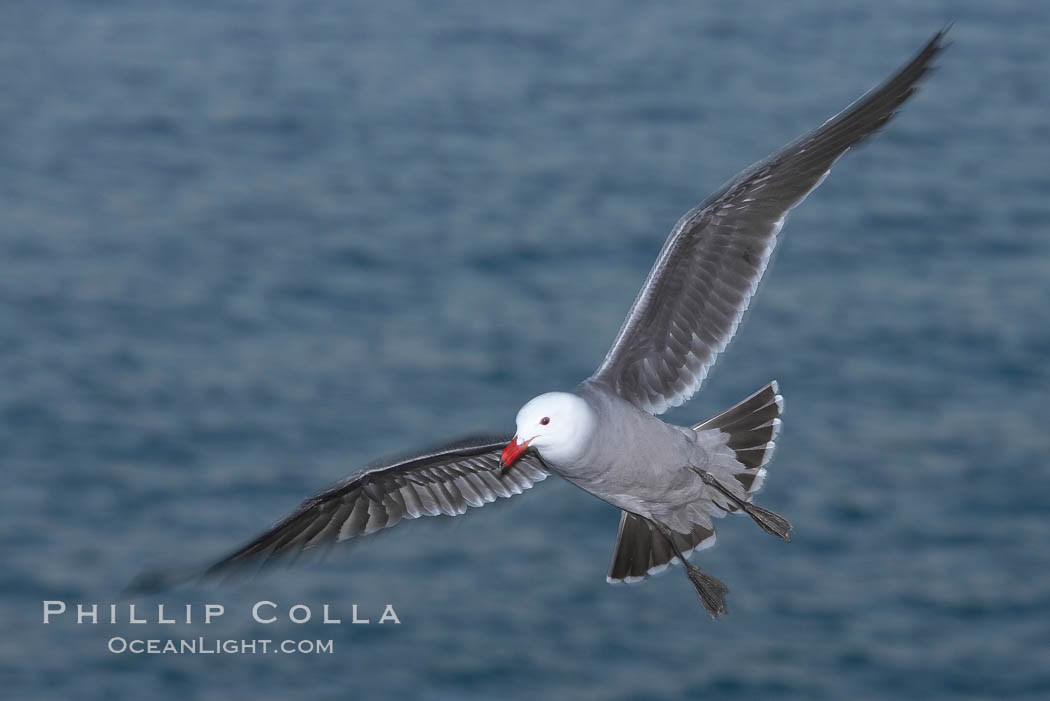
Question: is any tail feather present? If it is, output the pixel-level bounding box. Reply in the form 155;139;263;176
606;381;784;584
726;421;780;450
695;381;782;492
607;511;716;584
694;381;782;433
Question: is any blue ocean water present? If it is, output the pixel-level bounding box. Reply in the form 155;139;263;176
1;1;1048;698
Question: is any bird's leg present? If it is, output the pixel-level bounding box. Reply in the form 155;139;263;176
690;466;792;542
649;518;728;618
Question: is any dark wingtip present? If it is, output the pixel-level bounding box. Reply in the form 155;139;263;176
911;26;951;78
925;25;953;62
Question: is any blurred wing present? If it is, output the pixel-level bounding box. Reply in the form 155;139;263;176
202;435;548;577
591;30;947;415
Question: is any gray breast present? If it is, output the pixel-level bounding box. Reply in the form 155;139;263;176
553;382;699;506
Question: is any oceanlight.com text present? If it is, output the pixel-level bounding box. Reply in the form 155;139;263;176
107;637;334;655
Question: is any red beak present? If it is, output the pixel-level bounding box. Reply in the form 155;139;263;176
500;436;532;473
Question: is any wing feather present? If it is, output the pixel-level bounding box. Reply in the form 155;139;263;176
200;435;548;577
591;30;947;414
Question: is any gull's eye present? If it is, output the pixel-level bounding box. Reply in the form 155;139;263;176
540;417;550;426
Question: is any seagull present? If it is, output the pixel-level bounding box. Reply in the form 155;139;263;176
133;31;946;616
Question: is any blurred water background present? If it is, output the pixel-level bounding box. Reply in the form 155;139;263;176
1;1;1048;699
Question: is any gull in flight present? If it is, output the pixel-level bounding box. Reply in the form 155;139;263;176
134;30;946;616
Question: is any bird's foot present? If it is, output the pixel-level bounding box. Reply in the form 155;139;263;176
690;466;792;542
685;564;729;618
649;516;731;617
739;502;793;542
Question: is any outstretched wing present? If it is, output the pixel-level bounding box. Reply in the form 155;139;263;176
590;30;947;415
133;435;548;587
